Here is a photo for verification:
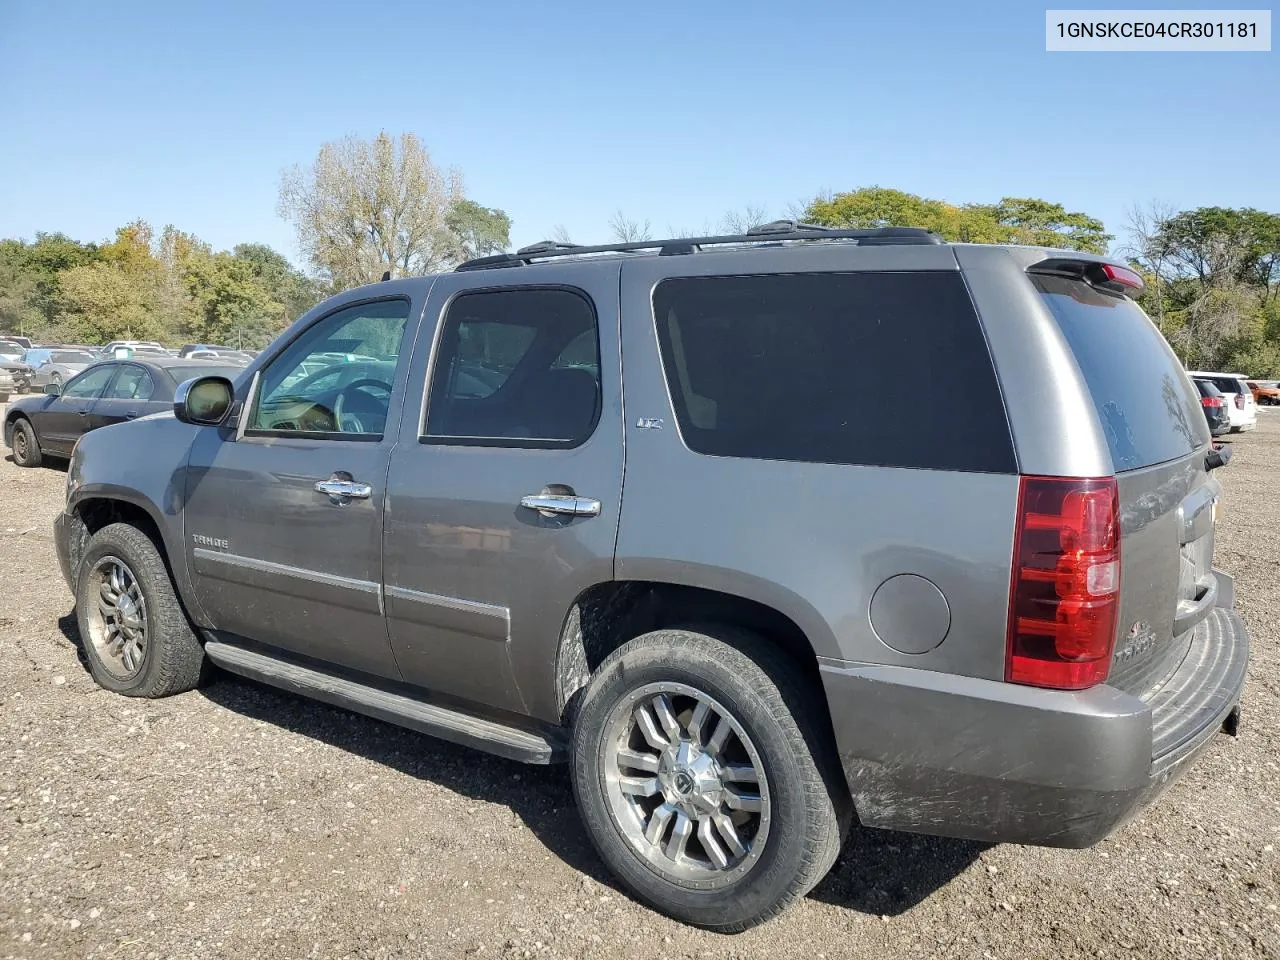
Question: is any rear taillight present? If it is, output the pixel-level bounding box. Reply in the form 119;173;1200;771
1006;476;1120;690
1235;394;1246;410
1202;396;1223;409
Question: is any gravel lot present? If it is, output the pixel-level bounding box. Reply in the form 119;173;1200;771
1;407;1278;960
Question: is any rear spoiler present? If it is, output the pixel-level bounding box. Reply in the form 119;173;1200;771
1028;258;1145;299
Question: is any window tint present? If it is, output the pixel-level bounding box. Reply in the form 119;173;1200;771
61;364;117;399
1033;274;1207;470
652;272;1014;472
424;288;600;447
249;299;410;438
1193;379;1221;398
104;365;155;400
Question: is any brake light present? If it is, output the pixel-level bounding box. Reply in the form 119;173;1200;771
1235;394;1246;410
1099;263;1145;292
1202;396;1223;409
1006;476;1120;690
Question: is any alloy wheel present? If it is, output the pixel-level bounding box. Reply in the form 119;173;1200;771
603;682;770;888
85;556;148;679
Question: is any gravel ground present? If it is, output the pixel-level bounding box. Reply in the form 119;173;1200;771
1;406;1278;960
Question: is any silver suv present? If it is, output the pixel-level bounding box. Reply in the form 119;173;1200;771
46;224;1250;930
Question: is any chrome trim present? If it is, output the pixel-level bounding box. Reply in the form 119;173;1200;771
192;548;381;595
519;493;602;517
385;584;510;629
236;371;260;442
314;478;373;501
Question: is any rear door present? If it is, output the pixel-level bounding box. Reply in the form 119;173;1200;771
1031;273;1217;697
91;363;158;429
382;261;624;720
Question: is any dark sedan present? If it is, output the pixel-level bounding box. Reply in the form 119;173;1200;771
3;358;244;468
1193;377;1232;437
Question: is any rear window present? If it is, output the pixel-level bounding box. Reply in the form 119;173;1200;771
1193;379;1221;398
1033;275;1207;471
1203;377;1245;395
163;364;244;384
652;272;1015;472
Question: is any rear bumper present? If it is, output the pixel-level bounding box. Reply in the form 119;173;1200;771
822;574;1249;848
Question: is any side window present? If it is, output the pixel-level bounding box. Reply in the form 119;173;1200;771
424;287;600;447
652;272;1016;473
62;364;118;399
104;365;154;400
248;298;411;438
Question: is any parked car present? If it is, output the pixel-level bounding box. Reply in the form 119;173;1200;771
101;339;164;355
21;348;98;391
1246;379;1280;406
0;343;32;394
1;334;34;350
3;358;244;467
48;226;1249;931
1187;371;1257;431
1192;378;1232;436
0;367;13;403
187;349;254;364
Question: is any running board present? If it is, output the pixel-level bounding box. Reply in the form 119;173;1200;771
203;640;564;764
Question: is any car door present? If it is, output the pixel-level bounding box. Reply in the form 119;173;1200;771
90;363;159;430
383;263;624;719
38;364;119;455
183;295;419;680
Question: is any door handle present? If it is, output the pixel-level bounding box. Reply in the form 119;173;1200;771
125;412;138;420
314;476;372;504
78;410;88;417
519;493;601;518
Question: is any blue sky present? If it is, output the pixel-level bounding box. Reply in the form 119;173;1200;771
0;0;1275;264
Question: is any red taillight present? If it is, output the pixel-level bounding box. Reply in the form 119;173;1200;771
1202;396;1223;408
1234;394;1245;410
1006;476;1120;690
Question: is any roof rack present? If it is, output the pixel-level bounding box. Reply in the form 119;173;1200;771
454;220;942;272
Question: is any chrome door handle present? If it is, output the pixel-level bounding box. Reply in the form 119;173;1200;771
314;477;372;504
519;493;601;518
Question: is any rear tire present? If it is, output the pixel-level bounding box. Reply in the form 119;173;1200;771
76;523;205;698
11;417;42;467
571;626;850;931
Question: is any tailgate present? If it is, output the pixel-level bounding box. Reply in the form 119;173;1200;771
1031;269;1215;697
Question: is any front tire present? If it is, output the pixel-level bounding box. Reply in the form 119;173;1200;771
76;523;205;697
11;417;42;467
571;627;849;931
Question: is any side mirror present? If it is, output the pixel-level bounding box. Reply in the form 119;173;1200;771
43;382;61;396
174;376;234;426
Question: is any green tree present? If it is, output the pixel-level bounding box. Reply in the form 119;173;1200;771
804;187;1109;251
444;200;512;261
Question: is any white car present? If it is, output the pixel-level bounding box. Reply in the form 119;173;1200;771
1188;371;1257;432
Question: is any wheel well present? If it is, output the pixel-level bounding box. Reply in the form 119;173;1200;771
554;581;821;721
67;499;168;583
4;410;29;446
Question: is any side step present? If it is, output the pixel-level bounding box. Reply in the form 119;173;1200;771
203;640;564;764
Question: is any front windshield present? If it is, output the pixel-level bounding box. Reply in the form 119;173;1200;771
51;351;95;364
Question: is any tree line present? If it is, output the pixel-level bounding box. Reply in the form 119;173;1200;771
1;131;1277;375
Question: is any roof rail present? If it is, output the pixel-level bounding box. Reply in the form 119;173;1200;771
455;225;942;271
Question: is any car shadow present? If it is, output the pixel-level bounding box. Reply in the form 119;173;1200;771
55;609;983;916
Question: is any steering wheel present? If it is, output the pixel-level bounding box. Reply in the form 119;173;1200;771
333;377;392;432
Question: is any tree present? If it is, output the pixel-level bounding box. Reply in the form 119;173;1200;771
803;187;1109;251
279;132;508;288
444;200;512;261
232;242;323;326
720;205;770;234
608;210;651;243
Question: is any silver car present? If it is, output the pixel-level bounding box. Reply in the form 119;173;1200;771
37;224;1250;931
22;347;99;391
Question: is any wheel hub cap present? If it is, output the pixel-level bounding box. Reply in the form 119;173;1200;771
604;682;770;887
85;556;147;680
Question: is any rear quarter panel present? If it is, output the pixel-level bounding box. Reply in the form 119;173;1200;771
615;247;1020;679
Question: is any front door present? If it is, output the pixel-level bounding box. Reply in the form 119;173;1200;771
40;363;118;455
383;264;624;719
183;296;418;680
